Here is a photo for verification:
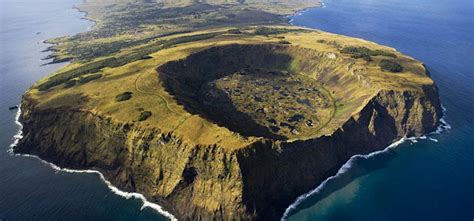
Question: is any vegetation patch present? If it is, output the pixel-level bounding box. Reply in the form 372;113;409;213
115;91;133;102
38;58;115;91
63;79;77;88
138;111;152;121
78;74;103;84
254;27;305;36
227;29;242;34
140;55;153;60
341;46;396;61
379;59;403;72
278;40;291;44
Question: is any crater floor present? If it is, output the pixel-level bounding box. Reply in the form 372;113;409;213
203;69;333;139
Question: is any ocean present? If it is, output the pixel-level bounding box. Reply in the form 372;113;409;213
0;0;472;220
284;0;474;220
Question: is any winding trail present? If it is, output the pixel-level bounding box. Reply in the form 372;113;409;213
314;83;337;134
134;71;178;115
134;71;193;130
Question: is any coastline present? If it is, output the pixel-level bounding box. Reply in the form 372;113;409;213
281;106;451;220
72;2;99;27
8;107;178;221
40;1;97;66
285;0;325;25
282;5;452;219
6;1;177;220
9;104;449;221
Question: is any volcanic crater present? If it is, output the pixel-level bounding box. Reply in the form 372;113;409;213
158;44;336;140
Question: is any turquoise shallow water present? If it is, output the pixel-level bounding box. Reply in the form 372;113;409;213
285;0;474;220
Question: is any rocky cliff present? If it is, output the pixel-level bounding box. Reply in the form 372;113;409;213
15;82;442;220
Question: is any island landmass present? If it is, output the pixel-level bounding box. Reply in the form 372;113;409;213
15;1;442;220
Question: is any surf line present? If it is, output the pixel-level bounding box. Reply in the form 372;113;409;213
8;107;178;221
281;107;451;220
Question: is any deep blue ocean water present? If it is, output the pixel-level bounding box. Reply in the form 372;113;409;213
0;0;472;220
285;0;474;220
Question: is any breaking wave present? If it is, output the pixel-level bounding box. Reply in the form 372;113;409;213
281;107;451;220
8;107;177;221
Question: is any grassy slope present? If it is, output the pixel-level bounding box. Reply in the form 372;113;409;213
28;27;435;149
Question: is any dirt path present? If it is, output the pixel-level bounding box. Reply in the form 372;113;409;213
134;71;179;114
135;71;193;130
315;84;337;134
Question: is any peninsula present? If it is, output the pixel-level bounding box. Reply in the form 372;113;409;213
15;0;442;220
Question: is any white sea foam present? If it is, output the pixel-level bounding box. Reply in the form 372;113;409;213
7;106;24;155
432;105;452;135
280;137;408;220
281;107;451;220
8;107;178;221
408;137;418;143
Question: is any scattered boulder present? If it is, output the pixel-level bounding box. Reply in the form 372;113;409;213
290;129;299;135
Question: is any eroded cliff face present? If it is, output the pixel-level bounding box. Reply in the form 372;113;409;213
15;82;441;220
236;86;442;220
